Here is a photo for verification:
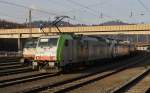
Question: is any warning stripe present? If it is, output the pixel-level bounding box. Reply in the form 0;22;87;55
35;56;56;61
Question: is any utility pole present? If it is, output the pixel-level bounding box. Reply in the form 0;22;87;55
100;12;103;25
68;19;69;27
136;34;139;44
25;18;28;28
29;9;32;38
130;11;133;18
48;17;51;33
18;33;22;55
100;12;103;19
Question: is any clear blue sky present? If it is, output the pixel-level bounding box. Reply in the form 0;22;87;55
0;0;149;24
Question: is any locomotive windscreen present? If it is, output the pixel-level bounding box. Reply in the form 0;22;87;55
24;40;37;48
38;38;58;47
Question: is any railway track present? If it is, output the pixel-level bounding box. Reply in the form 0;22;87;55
0;53;148;93
0;66;34;76
62;54;150;93
0;57;34;76
1;54;144;93
0;64;26;70
0;57;22;69
146;88;150;93
0;62;21;66
0;58;20;63
111;68;150;93
39;54;150;93
0;73;60;88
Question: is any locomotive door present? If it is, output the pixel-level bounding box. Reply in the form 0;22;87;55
77;40;83;61
80;40;88;61
68;40;73;62
84;41;88;60
65;40;73;63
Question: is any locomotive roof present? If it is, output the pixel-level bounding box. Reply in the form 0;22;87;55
89;36;108;42
82;36;99;41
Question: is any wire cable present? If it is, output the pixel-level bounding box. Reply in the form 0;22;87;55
0;0;59;16
65;0;98;14
137;0;150;12
64;0;119;20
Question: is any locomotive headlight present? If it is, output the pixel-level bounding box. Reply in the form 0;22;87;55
33;62;38;66
36;56;39;60
48;62;55;67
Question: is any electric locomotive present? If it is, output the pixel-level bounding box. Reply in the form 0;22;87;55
33;34;110;71
20;39;38;65
32;34;134;72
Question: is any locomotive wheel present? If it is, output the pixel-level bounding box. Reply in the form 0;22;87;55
20;58;25;64
24;59;31;66
46;67;61;73
32;61;39;70
32;65;38;70
39;68;47;73
20;58;31;66
37;63;60;73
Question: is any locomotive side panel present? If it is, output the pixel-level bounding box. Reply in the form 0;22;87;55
115;44;130;57
60;40;71;66
72;40;78;63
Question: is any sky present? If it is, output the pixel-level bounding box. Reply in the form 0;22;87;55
0;0;150;24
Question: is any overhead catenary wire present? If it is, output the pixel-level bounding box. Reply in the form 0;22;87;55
53;0;112;15
86;0;114;8
64;0;120;21
0;0;59;16
0;12;25;20
137;0;150;13
61;1;113;13
0;11;30;24
3;1;87;22
0;0;128;24
0;0;80;23
65;0;98;16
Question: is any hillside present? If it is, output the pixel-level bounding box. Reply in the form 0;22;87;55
0;19;132;29
99;20;130;26
0;19;26;29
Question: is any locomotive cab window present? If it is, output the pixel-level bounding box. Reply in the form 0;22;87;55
24;40;37;48
38;38;58;47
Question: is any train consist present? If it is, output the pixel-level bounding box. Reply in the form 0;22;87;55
20;39;37;65
28;33;136;72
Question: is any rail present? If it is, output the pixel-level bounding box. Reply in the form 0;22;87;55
0;51;22;57
111;68;150;93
